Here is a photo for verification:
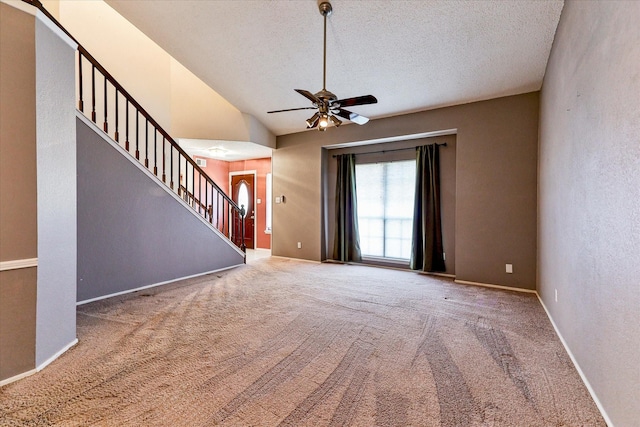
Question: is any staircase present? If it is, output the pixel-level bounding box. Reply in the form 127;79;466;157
24;0;246;304
27;0;246;256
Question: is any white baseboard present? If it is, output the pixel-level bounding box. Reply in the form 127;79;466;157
0;368;37;388
420;271;456;279
271;255;320;264
250;248;271;253
1;338;79;388
36;338;78;372
76;264;243;305
454;279;537;294
537;296;614;427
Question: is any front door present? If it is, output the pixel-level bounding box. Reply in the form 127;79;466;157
231;174;255;250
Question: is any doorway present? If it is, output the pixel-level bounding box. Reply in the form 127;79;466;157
230;172;255;250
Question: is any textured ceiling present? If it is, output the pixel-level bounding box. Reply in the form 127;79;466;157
105;0;564;136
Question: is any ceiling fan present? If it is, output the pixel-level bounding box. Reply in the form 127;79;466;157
267;1;377;131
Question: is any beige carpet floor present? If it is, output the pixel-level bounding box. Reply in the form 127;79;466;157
1;258;605;426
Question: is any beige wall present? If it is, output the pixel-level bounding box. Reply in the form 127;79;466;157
169;59;254;142
538;1;640;425
324;135;456;275
0;268;37;381
56;0;275;149
0;1;37;381
0;2;38;263
59;0;172;130
40;0;59;20
274;92;539;290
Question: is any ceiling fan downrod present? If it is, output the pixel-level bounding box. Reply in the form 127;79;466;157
319;1;332;92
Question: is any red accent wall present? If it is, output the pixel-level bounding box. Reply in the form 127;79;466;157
195;156;229;193
229;158;272;250
194;155;271;250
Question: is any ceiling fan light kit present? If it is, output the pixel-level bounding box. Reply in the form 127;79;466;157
267;1;377;131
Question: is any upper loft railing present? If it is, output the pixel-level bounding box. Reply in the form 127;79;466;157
24;0;247;255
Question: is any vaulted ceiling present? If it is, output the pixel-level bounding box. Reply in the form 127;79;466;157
105;0;564;136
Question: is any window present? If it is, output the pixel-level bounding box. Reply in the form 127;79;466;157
237;181;249;217
356;160;415;260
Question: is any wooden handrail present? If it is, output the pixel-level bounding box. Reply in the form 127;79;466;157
77;45;237;209
24;0;246;255
21;0;237;210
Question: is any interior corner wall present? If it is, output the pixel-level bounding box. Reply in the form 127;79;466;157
538;1;640;425
35;14;78;367
169;59;251;142
0;1;38;382
273;92;538;290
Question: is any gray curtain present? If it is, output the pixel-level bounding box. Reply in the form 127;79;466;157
410;144;445;272
333;154;362;262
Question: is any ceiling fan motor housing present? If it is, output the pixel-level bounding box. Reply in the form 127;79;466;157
315;89;337;112
266;0;377;130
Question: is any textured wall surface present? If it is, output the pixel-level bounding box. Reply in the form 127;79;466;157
0;269;37;381
35;14;78;369
0;2;37;382
77;118;244;303
274;93;539;290
538;1;640;425
0;2;37;263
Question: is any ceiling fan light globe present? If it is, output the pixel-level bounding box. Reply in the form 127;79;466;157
319;113;329;128
329;115;342;127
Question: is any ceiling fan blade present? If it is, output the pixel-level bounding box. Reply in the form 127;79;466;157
333;95;377;108
267;106;317;114
334;109;370;125
295;89;322;105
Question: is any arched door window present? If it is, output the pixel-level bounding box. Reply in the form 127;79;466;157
237;180;249;217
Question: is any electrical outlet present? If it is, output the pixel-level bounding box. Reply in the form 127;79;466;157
297;242;302;249
506;264;513;274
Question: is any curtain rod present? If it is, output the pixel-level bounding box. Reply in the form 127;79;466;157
332;142;447;158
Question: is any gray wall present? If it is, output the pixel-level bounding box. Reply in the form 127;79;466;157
274;92;539;290
0;2;37;382
538;1;640;425
324;135;456;275
77;117;244;302
35;12;78;369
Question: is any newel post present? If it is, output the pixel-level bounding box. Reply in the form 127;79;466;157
240;205;247;257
